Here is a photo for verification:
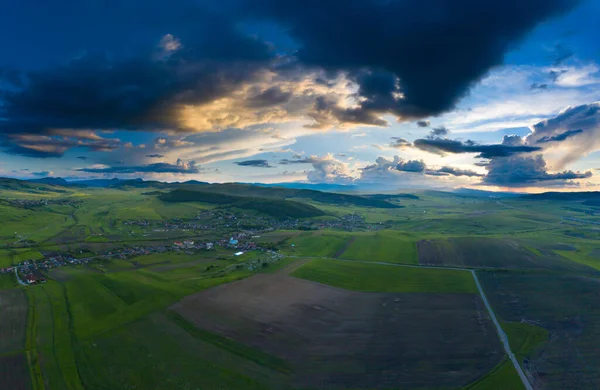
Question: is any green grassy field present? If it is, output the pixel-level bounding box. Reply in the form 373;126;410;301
282;230;351;257
502;321;548;362
78;313;274;390
293;258;478;293
0;273;17;289
464;359;525;390
338;231;418;264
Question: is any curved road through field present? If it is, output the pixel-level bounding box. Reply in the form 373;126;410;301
290;256;533;390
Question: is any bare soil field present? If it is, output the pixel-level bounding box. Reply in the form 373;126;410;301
0;354;30;390
0;289;28;354
417;237;598;274
172;272;503;389
478;270;600;389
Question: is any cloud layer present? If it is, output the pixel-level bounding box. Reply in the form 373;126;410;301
0;0;578;158
76;159;198;175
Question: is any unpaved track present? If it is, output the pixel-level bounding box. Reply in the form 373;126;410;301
289;256;534;390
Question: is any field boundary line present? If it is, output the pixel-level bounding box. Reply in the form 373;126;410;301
292;256;533;390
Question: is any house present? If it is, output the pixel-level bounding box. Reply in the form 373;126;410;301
174;241;184;247
183;240;194;247
234;251;244;256
229;237;239;245
206;242;214;250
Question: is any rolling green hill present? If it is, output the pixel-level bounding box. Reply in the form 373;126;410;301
160;189;326;218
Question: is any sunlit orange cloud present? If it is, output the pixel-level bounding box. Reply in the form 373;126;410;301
178;70;360;132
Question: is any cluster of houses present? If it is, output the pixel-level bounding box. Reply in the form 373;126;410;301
120;210;371;238
1;230;272;285
1;198;80;208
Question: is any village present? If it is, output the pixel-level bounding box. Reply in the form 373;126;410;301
1;209;378;285
1;197;81;208
123;210;375;234
1;232;277;285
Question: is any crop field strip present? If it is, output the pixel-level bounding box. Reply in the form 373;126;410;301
0;288;30;390
27;283;85;390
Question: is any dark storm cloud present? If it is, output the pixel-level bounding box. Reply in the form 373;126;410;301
428;126;450;139
362;156;483;179
416;120;430;128
0;0;578;159
76;160;199;174
32;171;51;177
413;138;541;158
393;158;482;177
245;0;577;122
278;157;315;165
234;159;273;168
396;159;426;173
1;134;121;158
0;1;273;157
146;154;165;158
484;154;591;186
536;129;583;143
435;166;483;177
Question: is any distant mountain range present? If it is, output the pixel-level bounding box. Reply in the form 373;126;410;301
8;176;597;202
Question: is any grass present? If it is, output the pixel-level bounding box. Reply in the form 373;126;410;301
43;283;86;390
78;314;270;390
0;273;17;289
25;289;45;390
502;321;548;362
293;259;478;293
464;358;525;390
555;249;600;271
283;231;350;257
27;286;67;390
339;231;418;264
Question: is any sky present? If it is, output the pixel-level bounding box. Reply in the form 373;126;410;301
0;0;599;192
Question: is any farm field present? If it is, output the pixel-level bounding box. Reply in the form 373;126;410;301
293;258;477;293
478;270;600;389
0;354;30;390
171;266;502;389
79;312;280;390
417;237;600;274
0;289;28;354
337;231;418;264
0;288;30;389
281;230;351;257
